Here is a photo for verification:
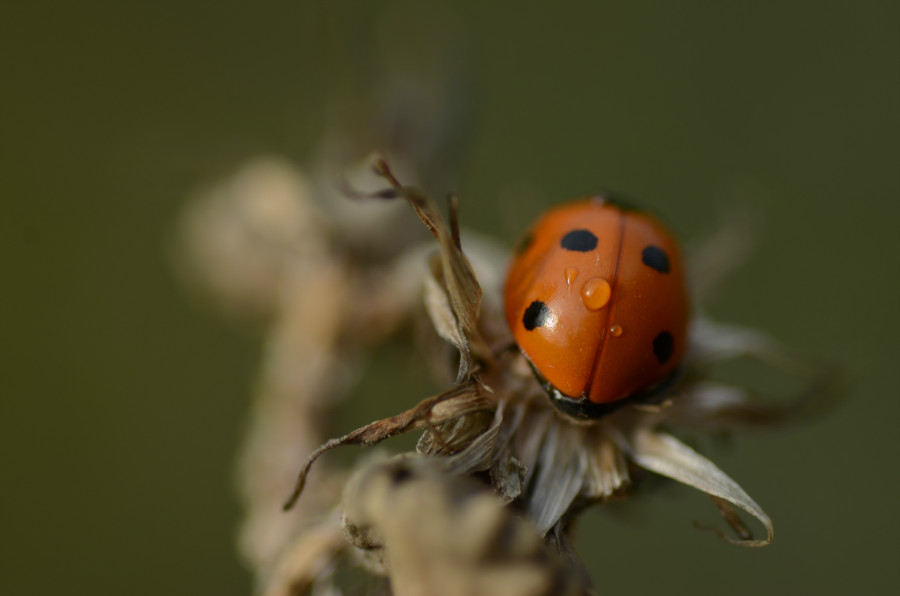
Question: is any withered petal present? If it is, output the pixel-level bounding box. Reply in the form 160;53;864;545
627;429;774;547
527;421;589;536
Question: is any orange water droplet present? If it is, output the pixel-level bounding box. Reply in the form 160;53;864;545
581;277;611;310
609;324;623;337
564;267;579;288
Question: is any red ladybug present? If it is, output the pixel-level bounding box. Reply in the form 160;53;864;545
504;197;689;418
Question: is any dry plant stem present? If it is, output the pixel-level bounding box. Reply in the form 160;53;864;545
283;378;491;510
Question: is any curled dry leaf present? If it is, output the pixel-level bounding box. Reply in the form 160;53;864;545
626;428;774;546
370;156;489;379
283;378;492;511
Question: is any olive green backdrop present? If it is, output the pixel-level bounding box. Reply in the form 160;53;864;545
3;1;898;594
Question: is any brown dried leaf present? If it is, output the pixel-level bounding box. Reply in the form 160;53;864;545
283;379;491;510
369;157;489;379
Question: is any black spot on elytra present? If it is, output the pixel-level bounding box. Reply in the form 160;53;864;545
513;230;533;255
642;245;670;273
653;331;674;364
560;229;598;252
523;300;551;331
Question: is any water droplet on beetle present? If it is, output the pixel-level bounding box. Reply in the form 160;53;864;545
581;277;611;310
610;324;623;337
564;267;579;288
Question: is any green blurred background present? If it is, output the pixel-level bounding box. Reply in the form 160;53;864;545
3;1;898;594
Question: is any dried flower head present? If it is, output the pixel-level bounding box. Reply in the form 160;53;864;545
278;156;838;588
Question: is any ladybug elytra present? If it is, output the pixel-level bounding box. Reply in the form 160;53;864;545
504;197;689;419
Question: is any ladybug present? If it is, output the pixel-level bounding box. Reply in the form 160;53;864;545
504;196;689;419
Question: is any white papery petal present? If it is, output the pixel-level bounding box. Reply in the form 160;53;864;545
582;436;630;500
515;409;553;489
527;420;588;536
